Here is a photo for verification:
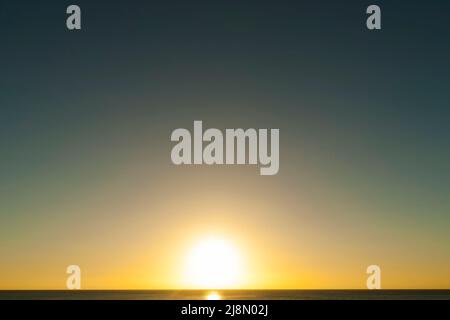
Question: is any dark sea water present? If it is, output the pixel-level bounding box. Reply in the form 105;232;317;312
1;290;449;300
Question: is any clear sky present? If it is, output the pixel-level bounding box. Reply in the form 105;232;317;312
0;0;449;289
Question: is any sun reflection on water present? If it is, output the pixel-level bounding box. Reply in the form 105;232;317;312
206;292;221;300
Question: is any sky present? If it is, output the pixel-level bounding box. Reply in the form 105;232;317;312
0;0;449;289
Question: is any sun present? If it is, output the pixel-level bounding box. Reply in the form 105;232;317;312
184;237;243;289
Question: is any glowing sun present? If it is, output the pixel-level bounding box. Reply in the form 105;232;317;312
184;237;243;289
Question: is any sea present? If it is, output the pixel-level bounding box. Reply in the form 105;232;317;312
0;290;449;300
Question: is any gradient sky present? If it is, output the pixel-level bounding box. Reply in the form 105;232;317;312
1;0;449;289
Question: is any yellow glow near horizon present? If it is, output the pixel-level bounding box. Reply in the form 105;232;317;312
184;237;243;289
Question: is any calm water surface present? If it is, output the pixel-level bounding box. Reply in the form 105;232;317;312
1;290;449;300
